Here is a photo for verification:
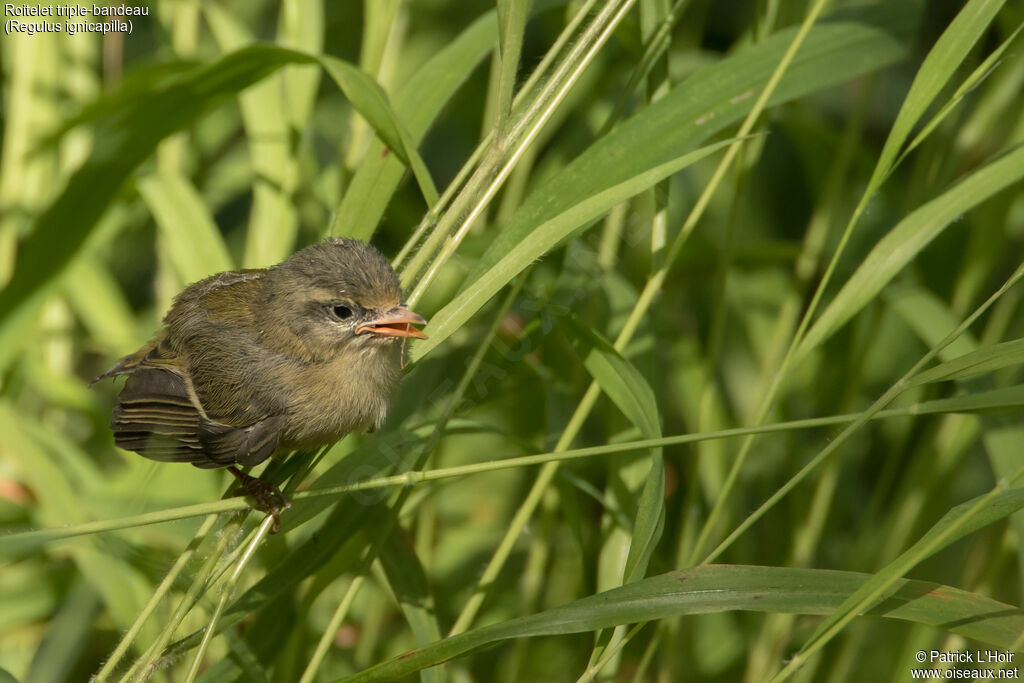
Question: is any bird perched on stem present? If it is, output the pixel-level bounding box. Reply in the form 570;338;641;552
93;238;427;531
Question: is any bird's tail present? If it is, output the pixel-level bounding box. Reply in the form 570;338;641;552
90;338;161;386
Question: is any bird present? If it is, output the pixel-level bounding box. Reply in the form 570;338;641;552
92;237;427;530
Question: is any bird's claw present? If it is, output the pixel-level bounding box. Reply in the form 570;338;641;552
227;466;291;534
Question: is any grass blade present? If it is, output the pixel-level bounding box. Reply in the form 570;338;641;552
415;6;911;360
795;143;1024;362
331;10;499;240
565;316;660;441
911;337;1024;386
204;5;301;268
565;315;667;581
318;55;438;207
866;0;1008;191
775;486;1024;681
494;0;531;127
565;315;664;582
342;564;1024;682
414;139;736;359
137;171;234;283
0;46;311;371
378;532;445;683
459;6;912;291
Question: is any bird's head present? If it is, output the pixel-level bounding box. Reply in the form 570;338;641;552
260;238;426;362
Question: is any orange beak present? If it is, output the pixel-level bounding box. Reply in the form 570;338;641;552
356;305;428;339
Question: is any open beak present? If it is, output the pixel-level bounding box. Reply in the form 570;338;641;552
356;305;428;339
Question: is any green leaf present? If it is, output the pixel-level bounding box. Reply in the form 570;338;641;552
892;19;1024;173
318;55;438;207
0;562;57;631
203;8;436;257
378;532;445;683
467;6;910;284
888;285;1024;604
23;579;98;683
494;0;531;125
277;0;325;129
415;7;911;360
340;564;1024;682
331;10;499;240
203;5;301;268
0;45;306;372
0;404;152;637
565;317;660;441
564;315;664;583
794;143;1024;363
163;431;425;656
414;139;736;360
63;258;142;354
911;385;1024;415
166;496;388;656
867;0;1007;190
886;285;978;361
137;171;235;284
910;337;1024;386
789;487;1024;678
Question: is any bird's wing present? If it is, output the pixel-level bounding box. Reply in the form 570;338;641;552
111;364;285;469
197;415;287;468
103;268;286;469
111;365;206;464
91;269;265;385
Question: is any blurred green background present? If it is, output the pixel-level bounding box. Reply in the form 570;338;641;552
2;0;1024;681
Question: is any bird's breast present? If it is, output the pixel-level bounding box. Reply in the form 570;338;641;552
281;347;401;450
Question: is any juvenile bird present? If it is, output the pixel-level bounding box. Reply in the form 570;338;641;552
93;238;426;530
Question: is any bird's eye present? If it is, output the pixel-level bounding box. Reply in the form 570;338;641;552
332;305;353;320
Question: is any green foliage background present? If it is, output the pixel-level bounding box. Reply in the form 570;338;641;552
2;0;1024;681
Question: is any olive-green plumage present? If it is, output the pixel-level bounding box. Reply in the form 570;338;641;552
94;238;426;472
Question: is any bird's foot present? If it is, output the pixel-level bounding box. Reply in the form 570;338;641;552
227;466;291;533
